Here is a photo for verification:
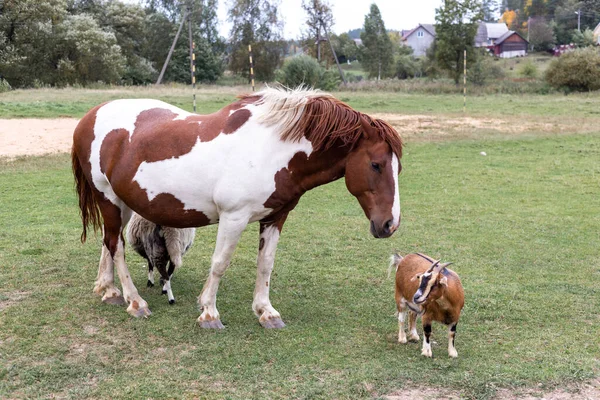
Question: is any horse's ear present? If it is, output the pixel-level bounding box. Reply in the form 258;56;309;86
359;115;376;140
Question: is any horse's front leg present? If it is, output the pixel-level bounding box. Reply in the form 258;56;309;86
252;214;289;329
198;213;247;329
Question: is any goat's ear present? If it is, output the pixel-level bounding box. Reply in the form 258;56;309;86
439;276;448;287
410;273;421;282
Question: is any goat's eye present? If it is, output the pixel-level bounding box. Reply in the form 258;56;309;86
371;162;381;172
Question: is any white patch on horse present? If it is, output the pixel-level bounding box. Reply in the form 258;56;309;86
133;103;313;223
90;99;192;206
391;154;401;229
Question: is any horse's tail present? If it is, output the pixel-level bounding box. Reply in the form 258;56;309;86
72;146;102;243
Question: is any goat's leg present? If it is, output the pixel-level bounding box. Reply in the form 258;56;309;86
408;310;420;342
421;315;433;358
252;215;289;329
155;259;175;304
397;299;407;343
197;213;247;328
448;322;458;358
147;261;155;287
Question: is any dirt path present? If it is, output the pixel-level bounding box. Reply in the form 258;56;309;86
0;118;79;158
0;113;593;158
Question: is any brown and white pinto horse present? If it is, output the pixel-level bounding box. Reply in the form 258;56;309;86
72;87;403;328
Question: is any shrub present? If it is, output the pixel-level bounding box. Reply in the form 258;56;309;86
277;55;340;90
0;78;12;93
545;48;600;91
519;61;538;78
468;53;504;86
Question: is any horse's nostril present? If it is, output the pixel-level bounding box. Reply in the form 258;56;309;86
384;219;393;232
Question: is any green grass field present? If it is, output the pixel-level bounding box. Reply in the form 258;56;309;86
3;84;600;119
1;126;599;398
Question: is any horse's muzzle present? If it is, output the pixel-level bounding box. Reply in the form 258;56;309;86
370;219;397;239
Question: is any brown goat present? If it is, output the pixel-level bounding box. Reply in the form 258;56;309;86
389;252;464;358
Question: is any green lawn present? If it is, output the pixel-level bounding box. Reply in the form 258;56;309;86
1;131;599;399
3;85;600;119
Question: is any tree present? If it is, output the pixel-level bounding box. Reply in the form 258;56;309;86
500;9;519;30
482;0;499;21
434;0;483;84
360;3;394;80
228;0;285;82
331;32;358;63
56;14;126;84
529;17;556;51
301;0;334;62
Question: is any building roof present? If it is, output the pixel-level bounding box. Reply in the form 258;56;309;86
483;23;509;39
403;23;436;40
495;30;529;44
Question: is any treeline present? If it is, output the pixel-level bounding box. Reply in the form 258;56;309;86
0;0;290;88
494;0;600;50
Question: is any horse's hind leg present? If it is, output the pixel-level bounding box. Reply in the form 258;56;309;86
99;200;151;317
94;242;125;305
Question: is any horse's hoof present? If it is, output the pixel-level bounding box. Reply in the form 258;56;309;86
102;294;126;306
147;280;154;288
198;319;225;329
128;305;152;318
260;317;286;329
169;299;175;305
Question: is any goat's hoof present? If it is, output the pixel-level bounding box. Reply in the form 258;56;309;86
421;349;433;358
449;350;458;358
260;317;286;329
162;290;167;295
398;336;408;344
169;299;175;305
198;318;225;329
102;293;126;306
147;280;154;288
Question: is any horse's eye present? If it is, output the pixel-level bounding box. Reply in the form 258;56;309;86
371;162;381;172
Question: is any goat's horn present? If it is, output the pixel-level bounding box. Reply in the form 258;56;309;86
427;260;440;272
440;262;453;269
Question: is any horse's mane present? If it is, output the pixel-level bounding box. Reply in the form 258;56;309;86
238;87;403;157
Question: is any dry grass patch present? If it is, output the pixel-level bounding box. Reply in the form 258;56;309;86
0;291;30;312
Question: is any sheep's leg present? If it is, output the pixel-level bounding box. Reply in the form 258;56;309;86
147;261;155;287
448;323;458;358
421;315;433;358
252;214;289;329
408;310;420;342
397;299;407;343
197;213;247;328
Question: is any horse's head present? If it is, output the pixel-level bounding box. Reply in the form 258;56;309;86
344;117;401;239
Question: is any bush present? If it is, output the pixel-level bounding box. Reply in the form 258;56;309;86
545;48;600;91
0;78;12;93
277;55;340;90
468;53;504;86
519;61;538;78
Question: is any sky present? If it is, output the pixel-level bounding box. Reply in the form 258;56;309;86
216;0;444;39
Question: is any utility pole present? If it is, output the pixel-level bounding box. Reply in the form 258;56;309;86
576;9;581;32
320;19;347;86
156;10;189;85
